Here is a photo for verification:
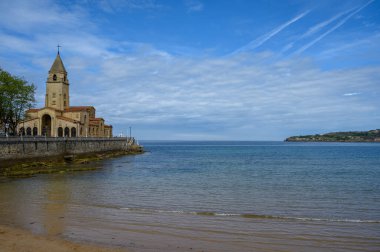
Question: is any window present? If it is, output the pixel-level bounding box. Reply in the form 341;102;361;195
52;100;56;105
53;74;57;81
63;94;66;99
52;93;56;98
64;101;66;107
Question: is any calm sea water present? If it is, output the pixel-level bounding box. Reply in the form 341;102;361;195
0;141;379;251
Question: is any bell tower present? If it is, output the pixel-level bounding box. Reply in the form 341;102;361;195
45;49;69;111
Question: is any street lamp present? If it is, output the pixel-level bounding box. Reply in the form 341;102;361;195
5;123;9;138
129;126;131;139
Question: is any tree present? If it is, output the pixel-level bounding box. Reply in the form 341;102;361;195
0;68;35;135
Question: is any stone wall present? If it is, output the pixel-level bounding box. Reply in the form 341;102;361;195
0;137;134;161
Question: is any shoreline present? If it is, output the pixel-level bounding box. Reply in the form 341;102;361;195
0;224;126;252
285;129;380;142
0;146;144;178
285;139;380;142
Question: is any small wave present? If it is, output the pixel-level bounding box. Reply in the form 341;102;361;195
119;207;379;223
282;217;380;223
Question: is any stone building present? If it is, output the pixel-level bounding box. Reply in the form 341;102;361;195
18;52;112;137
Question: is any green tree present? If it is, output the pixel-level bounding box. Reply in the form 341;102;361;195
0;68;35;135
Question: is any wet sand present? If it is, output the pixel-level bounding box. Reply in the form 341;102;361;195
0;225;125;252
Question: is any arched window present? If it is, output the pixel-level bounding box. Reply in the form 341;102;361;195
33;127;38;136
71;127;76;137
41;114;52;137
64;127;70;137
58;127;63;137
26;127;32;136
20;127;25;136
53;74;57;81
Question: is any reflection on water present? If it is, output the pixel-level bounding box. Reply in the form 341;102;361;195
43;177;70;236
0;175;71;236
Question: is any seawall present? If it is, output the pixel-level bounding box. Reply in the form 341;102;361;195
0;137;136;163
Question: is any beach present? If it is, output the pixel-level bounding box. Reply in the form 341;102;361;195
0;225;124;252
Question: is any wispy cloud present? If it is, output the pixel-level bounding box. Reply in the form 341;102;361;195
343;92;360;96
294;0;374;54
97;0;161;13
231;10;310;55
185;0;204;12
282;8;354;53
316;33;380;60
302;8;354;38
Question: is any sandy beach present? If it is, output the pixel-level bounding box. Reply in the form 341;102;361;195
0;225;125;252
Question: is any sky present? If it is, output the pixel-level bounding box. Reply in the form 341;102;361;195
0;0;379;140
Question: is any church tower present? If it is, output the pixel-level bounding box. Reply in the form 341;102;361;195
45;52;70;111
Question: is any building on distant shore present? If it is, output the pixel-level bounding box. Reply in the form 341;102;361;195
17;52;112;137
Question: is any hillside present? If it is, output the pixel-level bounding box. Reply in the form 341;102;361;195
285;129;380;142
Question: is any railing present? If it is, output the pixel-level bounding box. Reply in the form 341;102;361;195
0;136;134;143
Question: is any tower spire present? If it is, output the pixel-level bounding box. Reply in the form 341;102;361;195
49;51;66;73
57;44;61;55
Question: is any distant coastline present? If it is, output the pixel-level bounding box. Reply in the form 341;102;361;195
285;129;380;142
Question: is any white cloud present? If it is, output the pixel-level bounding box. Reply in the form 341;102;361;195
0;0;91;34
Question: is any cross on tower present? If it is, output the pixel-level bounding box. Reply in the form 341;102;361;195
57;44;62;54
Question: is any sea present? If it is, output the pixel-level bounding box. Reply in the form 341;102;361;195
0;141;379;251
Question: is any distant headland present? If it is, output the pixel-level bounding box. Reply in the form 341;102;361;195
285;129;380;142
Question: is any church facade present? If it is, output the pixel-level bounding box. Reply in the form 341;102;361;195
18;53;112;138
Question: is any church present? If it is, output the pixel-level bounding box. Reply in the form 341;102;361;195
18;52;113;138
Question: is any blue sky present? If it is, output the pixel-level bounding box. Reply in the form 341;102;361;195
0;0;379;140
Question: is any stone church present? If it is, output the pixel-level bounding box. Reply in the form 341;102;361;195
18;52;112;137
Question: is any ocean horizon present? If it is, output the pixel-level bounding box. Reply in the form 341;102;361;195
1;141;379;251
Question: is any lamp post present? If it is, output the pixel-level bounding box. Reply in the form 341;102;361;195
5;123;9;138
129;126;132;139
